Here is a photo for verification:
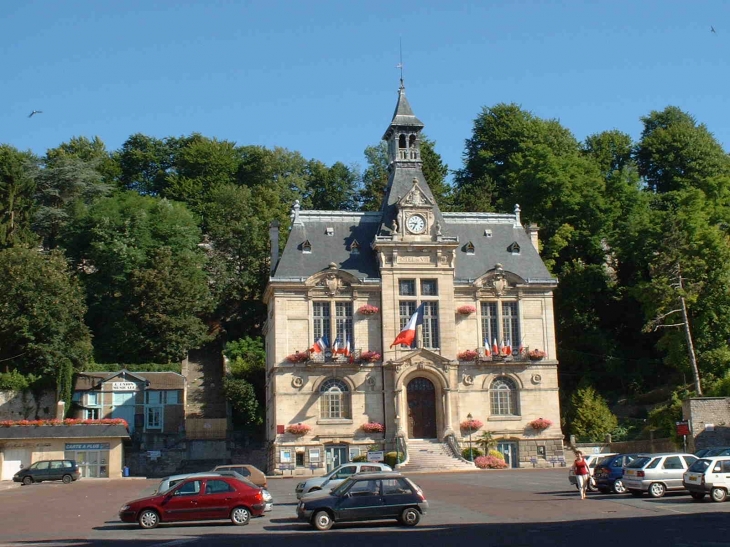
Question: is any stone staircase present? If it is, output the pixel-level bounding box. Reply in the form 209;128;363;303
397;439;476;472
184;344;227;419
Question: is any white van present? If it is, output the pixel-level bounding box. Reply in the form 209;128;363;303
683;456;730;502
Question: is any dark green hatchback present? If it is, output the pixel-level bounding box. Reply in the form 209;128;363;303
14;459;80;485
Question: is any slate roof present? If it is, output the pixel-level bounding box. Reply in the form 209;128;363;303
74;371;185;392
382;83;424;140
0;424;129;440
274;212;381;281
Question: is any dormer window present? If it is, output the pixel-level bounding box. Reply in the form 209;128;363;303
325;227;334;236
465;242;475;255
350;240;360;255
485;229;492;238
302;240;312;254
508;242;520;255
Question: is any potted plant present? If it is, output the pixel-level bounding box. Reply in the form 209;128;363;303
457;305;477;315
457;349;478;362
361;422;384;433
286;423;312;435
357;304;380;316
528;417;552;431
528;348;546;361
286;352;309;363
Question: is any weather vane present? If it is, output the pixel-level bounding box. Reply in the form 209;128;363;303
396;37;404;86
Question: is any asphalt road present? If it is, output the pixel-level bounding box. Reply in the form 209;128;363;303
1;469;729;546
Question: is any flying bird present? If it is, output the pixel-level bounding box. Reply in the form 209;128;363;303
28;110;43;118
711;26;717;34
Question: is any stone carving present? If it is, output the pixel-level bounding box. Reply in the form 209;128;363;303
485;263;508;296
292;376;304;388
315;273;350;296
531;373;542;385
463;374;474;386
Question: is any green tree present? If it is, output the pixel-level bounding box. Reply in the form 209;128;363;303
304;160;360;210
223;377;262;426
64;192;212;363
566;385;618;442
0;145;39;248
45;136;120;184
0;247;92;376
224;336;266;415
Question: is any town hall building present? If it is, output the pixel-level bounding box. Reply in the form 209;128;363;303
263;82;562;473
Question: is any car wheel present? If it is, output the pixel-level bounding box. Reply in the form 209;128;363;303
690;492;706;501
399;507;420;527
711;487;727;503
629;489;643;497
613;479;627;494
62;474;73;484
312;510;333;531
230;506;251;525
648;483;666;498
138;509;160;529
22;476;33;486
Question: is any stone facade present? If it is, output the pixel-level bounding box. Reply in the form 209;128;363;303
0;390;57;420
263;83;563;473
682;397;730;451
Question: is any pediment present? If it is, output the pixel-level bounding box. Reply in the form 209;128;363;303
474;263;525;294
398;179;434;208
388;348;452;366
305;265;359;296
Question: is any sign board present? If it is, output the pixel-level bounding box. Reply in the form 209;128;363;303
147;450;161;460
112;381;138;391
676;421;690;436
309;448;320;462
65;443;110;451
367;450;385;462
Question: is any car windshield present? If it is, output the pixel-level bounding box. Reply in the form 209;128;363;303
594;456;613;467
330;477;356;497
688;459;712;473
627;457;652;468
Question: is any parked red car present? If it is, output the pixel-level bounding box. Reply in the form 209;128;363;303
119;475;265;529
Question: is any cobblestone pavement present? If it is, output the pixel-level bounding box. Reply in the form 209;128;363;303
1;469;729;546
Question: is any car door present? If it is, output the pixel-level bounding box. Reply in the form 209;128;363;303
381;477;414;517
30;461;50;481
660;456;684;490
335;479;383;521
162;479;203;522
48;461;64;481
199;479;237;520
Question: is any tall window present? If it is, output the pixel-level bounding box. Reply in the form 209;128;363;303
480;301;520;347
490;377;518;416
397;278;439;349
422;301;439;349
312;301;353;349
146;406;162;429
320;378;350;419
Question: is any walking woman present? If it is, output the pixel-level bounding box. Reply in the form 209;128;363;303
572;451;589;499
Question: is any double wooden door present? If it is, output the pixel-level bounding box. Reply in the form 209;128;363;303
407;377;437;438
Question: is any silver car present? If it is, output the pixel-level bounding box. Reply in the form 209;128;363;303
622;453;698;498
295;462;392;499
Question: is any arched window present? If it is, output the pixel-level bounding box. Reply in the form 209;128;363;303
399;134;407;148
490;377;518;416
320;378;350;419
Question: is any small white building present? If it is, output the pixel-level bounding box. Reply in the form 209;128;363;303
263;82;562;472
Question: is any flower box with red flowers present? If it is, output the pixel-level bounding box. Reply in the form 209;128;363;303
286;423;312;435
458;349;478;361
0;418;128;427
457;305;477;315
529;418;552;431
358;351;382;363
286;352;309;363
528;349;546;361
357;304;380;316
361;422;384;433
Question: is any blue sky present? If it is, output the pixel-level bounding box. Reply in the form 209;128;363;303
3;0;728;181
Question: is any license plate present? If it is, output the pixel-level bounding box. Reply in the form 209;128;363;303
626;470;635;476
688;475;698;481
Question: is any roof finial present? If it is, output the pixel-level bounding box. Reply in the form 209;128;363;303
396;37;404;88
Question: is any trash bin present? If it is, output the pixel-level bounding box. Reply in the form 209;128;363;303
123;466;130;477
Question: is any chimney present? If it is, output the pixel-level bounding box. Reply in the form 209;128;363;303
269;220;280;274
526;223;540;254
56;401;66;420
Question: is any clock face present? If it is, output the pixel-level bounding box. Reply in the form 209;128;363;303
406;214;426;234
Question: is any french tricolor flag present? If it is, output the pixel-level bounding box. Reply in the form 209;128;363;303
390;303;425;348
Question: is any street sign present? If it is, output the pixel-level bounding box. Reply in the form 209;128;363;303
676;421;690;436
367;450;384;462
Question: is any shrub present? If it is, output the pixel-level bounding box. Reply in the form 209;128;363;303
566;385;618;442
461;447;484;460
0;371;38;391
384;451;402;468
474;455;508;469
488;449;504;459
351;454;368;462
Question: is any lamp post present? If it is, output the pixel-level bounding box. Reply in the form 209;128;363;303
467;412;473;461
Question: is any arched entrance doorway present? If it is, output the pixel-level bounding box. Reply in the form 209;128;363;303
406;377;437;438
